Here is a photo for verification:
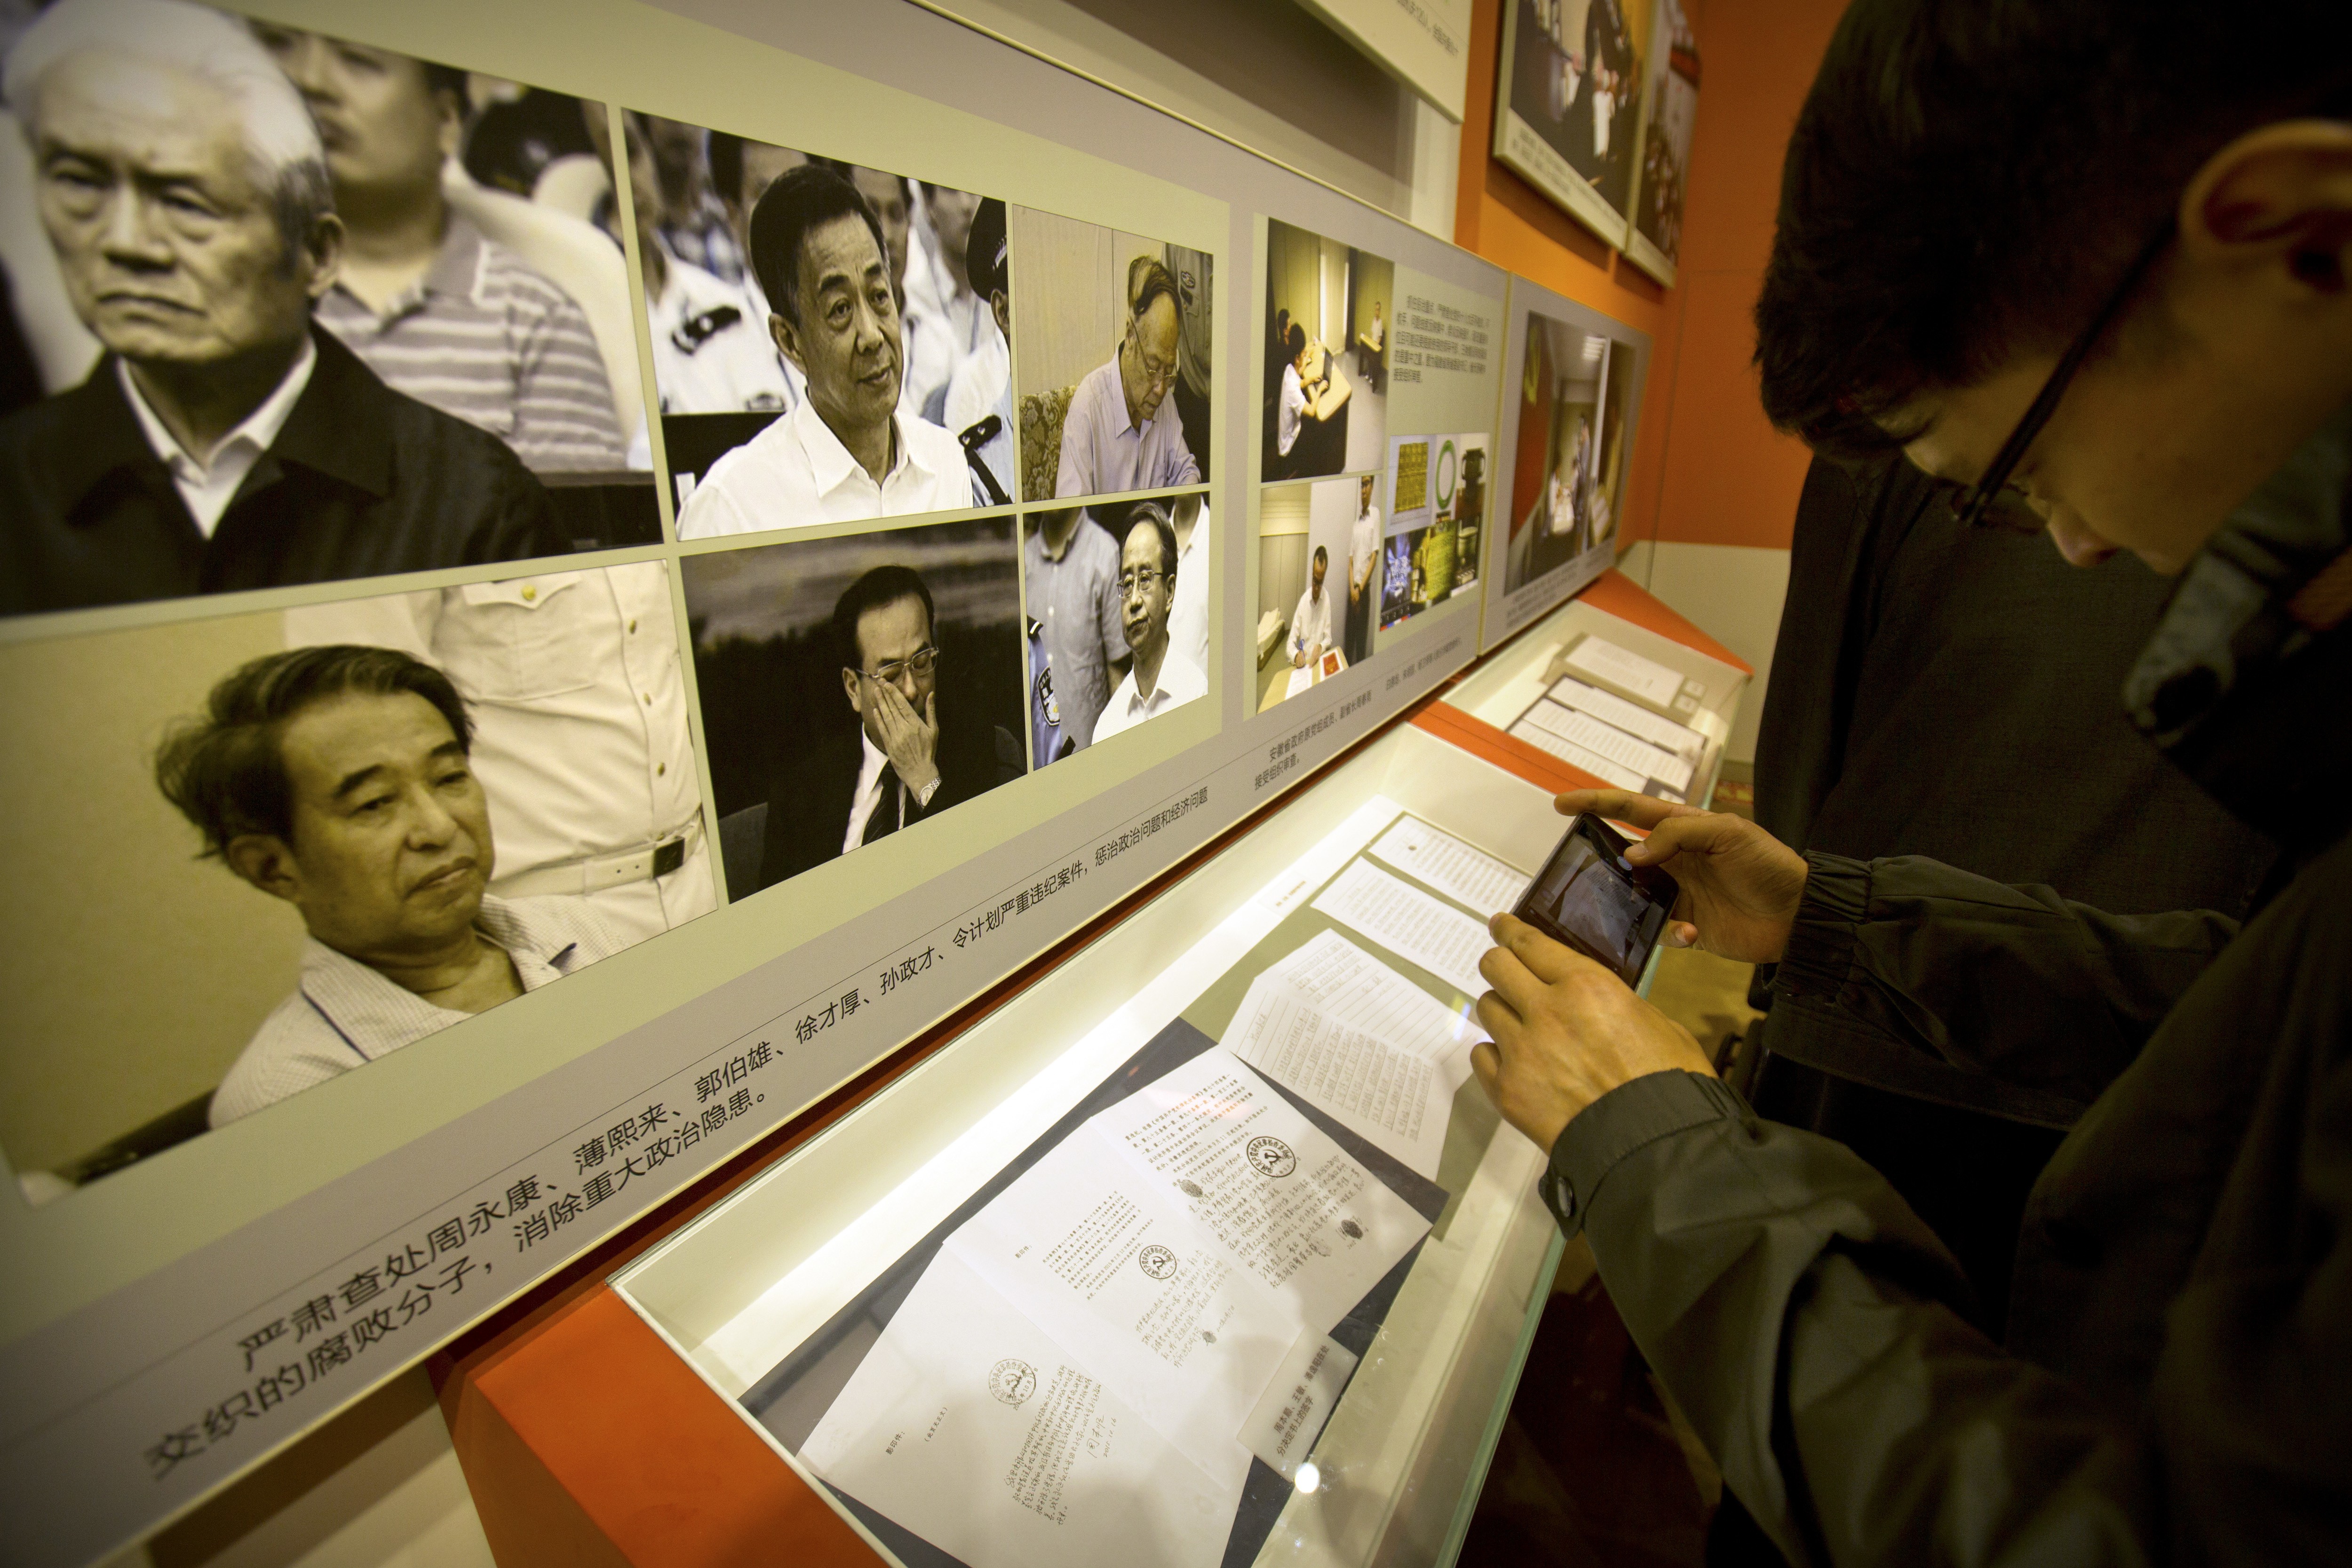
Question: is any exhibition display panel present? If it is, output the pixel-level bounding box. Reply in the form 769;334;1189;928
0;0;1702;1558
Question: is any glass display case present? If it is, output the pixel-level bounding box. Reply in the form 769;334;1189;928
429;572;1748;1568
1444;570;1751;811
610;711;1571;1568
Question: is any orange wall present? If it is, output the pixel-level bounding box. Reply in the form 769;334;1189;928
1454;0;1849;551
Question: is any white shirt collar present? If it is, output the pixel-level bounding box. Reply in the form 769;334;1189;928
119;334;317;537
790;393;933;499
120;333;315;474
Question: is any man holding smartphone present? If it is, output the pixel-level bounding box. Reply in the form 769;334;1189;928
1471;1;2352;1559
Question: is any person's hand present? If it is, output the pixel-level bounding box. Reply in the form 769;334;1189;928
1556;789;1807;963
868;682;941;796
1293;647;1308;669
1472;913;1715;1151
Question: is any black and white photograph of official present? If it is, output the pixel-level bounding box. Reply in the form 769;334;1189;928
1021;493;1208;765
1261;219;1390;483
1010;205;1211;503
680;520;1027;900
0;562;713;1200
1494;0;1654;242
0;0;664;617
643;123;1002;537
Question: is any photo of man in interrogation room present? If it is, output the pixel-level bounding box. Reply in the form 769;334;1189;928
0;562;714;1199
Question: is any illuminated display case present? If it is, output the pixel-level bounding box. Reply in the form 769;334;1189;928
429;574;1743;1568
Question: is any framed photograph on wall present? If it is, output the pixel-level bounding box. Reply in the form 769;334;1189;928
1491;0;1653;247
1624;0;1700;286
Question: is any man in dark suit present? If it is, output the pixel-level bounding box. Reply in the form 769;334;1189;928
757;564;1020;891
0;0;564;616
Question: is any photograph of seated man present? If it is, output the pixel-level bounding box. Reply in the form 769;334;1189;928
677;519;1025;897
1254;475;1370;712
158;645;634;1127
1010;206;1212;501
285;562;715;944
1262;220;1390;482
0;565;712;1192
0;0;588;614
671;163;981;536
0;0;679;617
1090;500;1207;746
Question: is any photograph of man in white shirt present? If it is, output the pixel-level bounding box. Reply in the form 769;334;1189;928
1291;545;1335;668
1091;503;1207;745
153;646;630;1125
676;165;972;537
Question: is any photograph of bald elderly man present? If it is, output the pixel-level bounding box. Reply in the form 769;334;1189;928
0;0;568;615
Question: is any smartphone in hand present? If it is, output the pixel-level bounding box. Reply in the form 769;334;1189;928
1511;813;1679;986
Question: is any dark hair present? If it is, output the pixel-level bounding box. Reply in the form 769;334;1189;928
1756;0;2352;461
749;164;889;331
832;565;935;671
708;130;744;206
1128;257;1177;321
419;59;469;103
1120;501;1178;579
155;645;472;859
1312;545;1328;567
967;197;1008;302
1286;322;1307;361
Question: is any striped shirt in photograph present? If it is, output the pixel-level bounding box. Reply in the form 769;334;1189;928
315;216;630;474
207;893;631;1126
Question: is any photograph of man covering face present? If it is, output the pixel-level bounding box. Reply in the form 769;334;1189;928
0;565;709;1198
678;519;1027;898
0;0;660;616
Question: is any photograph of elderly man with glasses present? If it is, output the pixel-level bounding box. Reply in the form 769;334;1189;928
1051;256;1202;500
1089;499;1206;746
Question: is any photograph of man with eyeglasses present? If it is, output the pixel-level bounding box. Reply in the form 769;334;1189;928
1050;257;1201;501
1090;500;1206;746
751;558;1023;891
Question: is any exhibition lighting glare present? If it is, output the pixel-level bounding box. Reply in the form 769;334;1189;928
1581;338;1605;360
1295;1462;1322;1494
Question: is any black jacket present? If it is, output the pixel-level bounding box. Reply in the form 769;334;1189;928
756;717;1022;893
0;328;565;615
1547;410;2352;1564
1755;455;2274;916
